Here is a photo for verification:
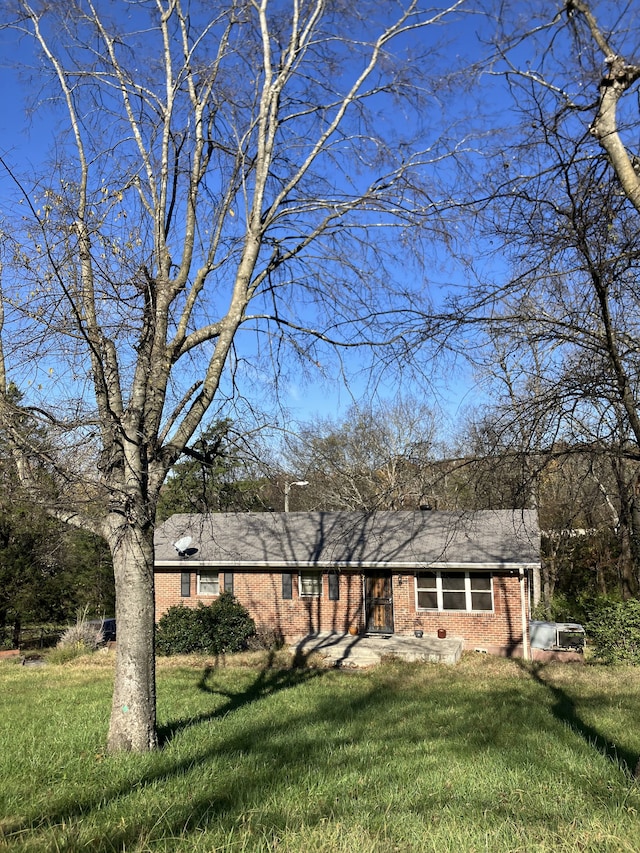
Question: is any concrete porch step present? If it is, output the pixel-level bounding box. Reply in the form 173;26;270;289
291;631;463;667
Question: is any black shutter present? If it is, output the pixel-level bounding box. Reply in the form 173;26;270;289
224;572;234;594
282;572;293;600
181;571;191;597
328;571;339;601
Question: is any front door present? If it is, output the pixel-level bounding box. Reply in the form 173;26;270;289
365;572;394;634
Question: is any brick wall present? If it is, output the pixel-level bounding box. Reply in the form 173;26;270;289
154;566;529;655
391;572;528;656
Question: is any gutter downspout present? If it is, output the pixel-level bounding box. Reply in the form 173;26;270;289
519;567;529;661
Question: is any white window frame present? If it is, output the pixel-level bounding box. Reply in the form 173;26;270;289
197;569;220;596
415;571;493;613
299;569;322;597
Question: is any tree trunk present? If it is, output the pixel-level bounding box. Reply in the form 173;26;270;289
616;489;639;600
629;489;640;598
106;522;158;753
542;543;557;619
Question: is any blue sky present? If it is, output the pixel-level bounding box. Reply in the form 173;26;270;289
0;1;522;443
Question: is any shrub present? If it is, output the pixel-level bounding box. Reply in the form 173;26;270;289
155;604;199;655
246;627;285;651
48;644;94;664
586;598;640;664
531;592;582;624
57;616;104;652
50;615;104;663
197;592;256;653
155;594;255;656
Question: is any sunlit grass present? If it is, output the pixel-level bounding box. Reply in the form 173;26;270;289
1;652;639;852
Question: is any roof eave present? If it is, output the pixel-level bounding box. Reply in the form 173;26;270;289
155;560;540;570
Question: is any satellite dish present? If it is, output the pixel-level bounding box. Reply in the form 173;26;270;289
174;536;193;556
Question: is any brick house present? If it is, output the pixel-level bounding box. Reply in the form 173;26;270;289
154;509;540;657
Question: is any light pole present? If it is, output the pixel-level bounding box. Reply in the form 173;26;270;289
284;480;309;512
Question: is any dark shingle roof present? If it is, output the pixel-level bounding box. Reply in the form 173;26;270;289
154;510;539;568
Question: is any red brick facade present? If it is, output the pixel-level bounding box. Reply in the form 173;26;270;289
154;566;529;656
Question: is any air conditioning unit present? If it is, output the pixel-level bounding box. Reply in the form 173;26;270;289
530;621;585;652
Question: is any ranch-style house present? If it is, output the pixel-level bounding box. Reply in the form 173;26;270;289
154;509;540;657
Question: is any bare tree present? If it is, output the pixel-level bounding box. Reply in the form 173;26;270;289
455;0;640;779
566;0;640;214
0;0;468;751
283;397;441;510
453;1;640;600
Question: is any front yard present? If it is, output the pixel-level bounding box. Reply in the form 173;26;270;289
0;652;639;852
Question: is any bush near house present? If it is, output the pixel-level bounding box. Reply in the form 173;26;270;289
156;593;255;656
586;598;640;664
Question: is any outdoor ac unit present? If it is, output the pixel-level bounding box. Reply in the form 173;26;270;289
529;620;585;652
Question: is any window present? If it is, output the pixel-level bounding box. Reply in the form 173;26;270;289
417;572;438;610
282;573;293;600
441;572;466;610
197;570;219;596
470;573;493;611
328;571;340;601
224;572;234;595
416;571;493;612
299;570;322;597
180;572;191;597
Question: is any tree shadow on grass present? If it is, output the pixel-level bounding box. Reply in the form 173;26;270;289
521;661;639;777
1;655;337;851
156;650;325;746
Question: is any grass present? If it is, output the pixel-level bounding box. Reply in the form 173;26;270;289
0;651;639;852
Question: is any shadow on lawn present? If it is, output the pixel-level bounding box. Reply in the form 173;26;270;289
156;650;324;745
3;656;354;852
522;661;639;777
8;659;640;851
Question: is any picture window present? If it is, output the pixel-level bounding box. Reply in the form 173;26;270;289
416;571;493;612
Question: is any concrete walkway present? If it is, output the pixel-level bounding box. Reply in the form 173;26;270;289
291;631;463;668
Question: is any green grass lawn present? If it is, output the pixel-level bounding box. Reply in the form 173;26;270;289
0;652;639;853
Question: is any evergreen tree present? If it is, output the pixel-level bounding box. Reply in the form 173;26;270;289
158;421;268;519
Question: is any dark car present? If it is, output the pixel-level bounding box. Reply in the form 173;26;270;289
89;618;116;643
101;619;116;642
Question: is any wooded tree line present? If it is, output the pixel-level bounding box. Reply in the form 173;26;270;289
0;478;113;650
0;388;112;648
0;0;639;755
0;502;112;649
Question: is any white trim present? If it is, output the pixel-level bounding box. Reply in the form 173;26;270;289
415;570;494;613
196;569;220;596
157;560;539;571
519;567;529;660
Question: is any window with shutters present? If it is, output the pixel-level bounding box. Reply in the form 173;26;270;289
197;570;219;596
299;570;321;597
